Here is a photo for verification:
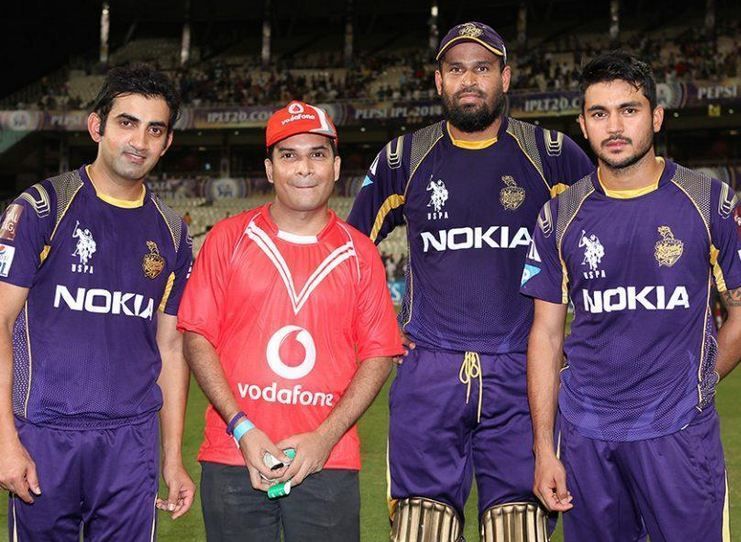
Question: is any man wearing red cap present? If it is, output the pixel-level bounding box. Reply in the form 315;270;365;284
348;21;594;542
178;101;402;541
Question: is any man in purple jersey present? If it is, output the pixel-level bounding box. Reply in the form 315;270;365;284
0;65;195;540
522;51;740;541
347;21;593;541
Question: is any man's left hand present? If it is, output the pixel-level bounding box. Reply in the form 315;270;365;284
276;431;335;487
157;460;196;519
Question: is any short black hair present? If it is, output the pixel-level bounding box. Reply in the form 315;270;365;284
91;63;181;134
266;137;338;160
579;51;657;110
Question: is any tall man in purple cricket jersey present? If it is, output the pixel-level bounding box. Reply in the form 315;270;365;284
522;51;740;541
0;65;195;540
347;21;593;541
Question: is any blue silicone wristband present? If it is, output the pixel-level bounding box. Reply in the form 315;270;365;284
232;418;255;443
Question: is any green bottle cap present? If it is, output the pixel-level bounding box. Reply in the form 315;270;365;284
267;481;292;499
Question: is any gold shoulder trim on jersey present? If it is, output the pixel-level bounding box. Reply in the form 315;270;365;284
710;244;728;292
39;245;51;264
406;122;445;197
670;165;712;242
549;183;569;198
370;194;405;243
151;195;183;251
47;170;85;241
158;272;176;313
506;118;550;193
556;175;595;303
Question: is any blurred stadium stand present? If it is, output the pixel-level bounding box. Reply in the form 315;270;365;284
0;0;738;268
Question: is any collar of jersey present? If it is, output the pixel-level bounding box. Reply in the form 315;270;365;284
446;122;498;150
262;202;336;242
596;157;667;199
83;165;146;208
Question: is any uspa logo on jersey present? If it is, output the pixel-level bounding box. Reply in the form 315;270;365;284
71;220;96;274
654;226;684;267
0;244;16;277
579;230;606;279
426;178;449;220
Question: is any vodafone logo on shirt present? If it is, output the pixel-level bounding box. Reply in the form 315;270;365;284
236;325;335;407
266;325;316;380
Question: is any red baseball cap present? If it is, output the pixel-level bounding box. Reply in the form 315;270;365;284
266;101;338;148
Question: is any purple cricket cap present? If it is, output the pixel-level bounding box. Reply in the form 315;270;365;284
436;22;507;64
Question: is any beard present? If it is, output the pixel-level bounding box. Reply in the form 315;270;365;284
442;86;505;133
594;133;654;170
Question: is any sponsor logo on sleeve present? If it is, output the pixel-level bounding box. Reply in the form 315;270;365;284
521;264;541;286
0;244;16;277
0;204;23;241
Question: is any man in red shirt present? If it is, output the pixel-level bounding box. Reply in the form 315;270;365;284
178;100;402;541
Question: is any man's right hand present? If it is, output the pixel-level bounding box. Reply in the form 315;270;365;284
0;435;40;504
533;453;573;512
394;327;415;366
237;428;291;492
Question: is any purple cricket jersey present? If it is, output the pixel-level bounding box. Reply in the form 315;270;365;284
0;166;192;429
347;118;593;354
521;159;741;441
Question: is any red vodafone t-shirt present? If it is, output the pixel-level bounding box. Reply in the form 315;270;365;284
178;205;402;469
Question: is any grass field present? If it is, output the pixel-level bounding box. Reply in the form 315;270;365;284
1;369;739;541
